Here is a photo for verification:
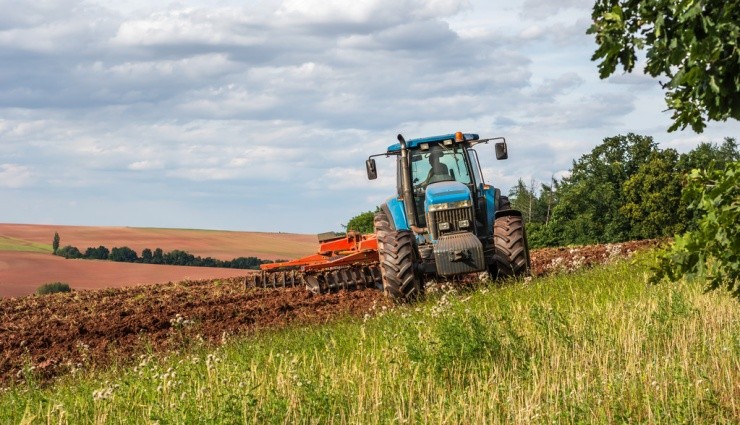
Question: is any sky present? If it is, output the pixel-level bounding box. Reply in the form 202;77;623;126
1;0;737;234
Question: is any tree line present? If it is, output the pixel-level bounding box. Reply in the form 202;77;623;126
53;241;276;270
510;134;738;248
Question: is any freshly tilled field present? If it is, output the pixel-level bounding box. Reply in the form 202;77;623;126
0;239;661;384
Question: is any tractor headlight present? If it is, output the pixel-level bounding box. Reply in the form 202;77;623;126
428;199;472;212
438;222;451;231
458;219;470;228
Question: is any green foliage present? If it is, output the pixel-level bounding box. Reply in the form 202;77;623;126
678;137;739;172
406;311;503;376
36;282;71;295
56;243;269;270
520;134;737;247
621;149;686;239
548;133;658;244
508;178;555;224
152;248;164;264
588;0;740;132
52;232;60;254
344;210;375;234
55;245;82;259
652;162;739;296
162;249;194;266
84;246;110;260
109;246;138;262
141;248;153;263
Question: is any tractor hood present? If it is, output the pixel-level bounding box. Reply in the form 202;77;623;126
424;181;472;212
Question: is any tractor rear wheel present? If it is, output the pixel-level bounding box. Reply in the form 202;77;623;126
376;228;422;302
492;214;530;278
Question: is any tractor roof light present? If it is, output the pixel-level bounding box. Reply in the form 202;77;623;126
443;139;453;146
455;131;465;143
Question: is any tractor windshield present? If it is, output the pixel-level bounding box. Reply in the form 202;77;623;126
411;145;472;189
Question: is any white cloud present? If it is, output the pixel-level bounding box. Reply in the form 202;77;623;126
0;164;32;188
277;0;470;26
128;159;164;170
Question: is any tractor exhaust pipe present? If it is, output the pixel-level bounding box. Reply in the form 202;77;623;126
397;134;418;229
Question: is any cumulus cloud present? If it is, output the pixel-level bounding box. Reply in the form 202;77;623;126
0;0;737;232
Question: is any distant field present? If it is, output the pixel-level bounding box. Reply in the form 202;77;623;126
0;223;318;297
0;223;317;260
0;236;52;253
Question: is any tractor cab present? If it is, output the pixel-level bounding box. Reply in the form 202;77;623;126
373;132;504;242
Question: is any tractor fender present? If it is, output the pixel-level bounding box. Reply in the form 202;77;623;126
495;208;523;220
384;197;409;231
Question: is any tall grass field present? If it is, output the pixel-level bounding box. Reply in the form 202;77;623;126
2;254;738;424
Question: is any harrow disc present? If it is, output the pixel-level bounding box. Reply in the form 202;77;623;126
247;264;383;294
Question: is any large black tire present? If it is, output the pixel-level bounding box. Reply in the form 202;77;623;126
498;195;511;211
375;219;422;302
372;210;393;291
492;214;530;278
374;210;393;241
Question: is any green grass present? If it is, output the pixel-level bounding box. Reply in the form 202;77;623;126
0;236;52;253
1;255;738;424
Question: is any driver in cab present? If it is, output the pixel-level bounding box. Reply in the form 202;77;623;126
421;150;452;187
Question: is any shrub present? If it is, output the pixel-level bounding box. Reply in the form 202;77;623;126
84;246;110;260
344;210;375;234
55;245;82;259
36;282;71;295
110;246;138;262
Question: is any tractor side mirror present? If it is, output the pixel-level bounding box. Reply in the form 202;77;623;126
495;141;508;160
366;158;377;180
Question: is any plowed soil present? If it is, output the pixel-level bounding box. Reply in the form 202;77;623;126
0;252;249;298
0;223;318;297
0;239;662;384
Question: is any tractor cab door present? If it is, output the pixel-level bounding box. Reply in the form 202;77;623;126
467;148;495;236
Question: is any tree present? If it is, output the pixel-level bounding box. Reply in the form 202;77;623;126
509;179;536;223
109;246;138;262
652;162;739;296
678;137;739;172
152;248;164;264
344;210;376;234
621;149;687;239
588;0;740;132
141;248;153;263
547;133;658;245
52;232;60;254
56;245;82;259
163;249;195;266
84;246;110;260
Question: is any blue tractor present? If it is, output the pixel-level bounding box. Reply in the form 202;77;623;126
365;132;530;301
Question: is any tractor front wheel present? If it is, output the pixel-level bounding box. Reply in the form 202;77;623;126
492;214;530;278
377;229;423;302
